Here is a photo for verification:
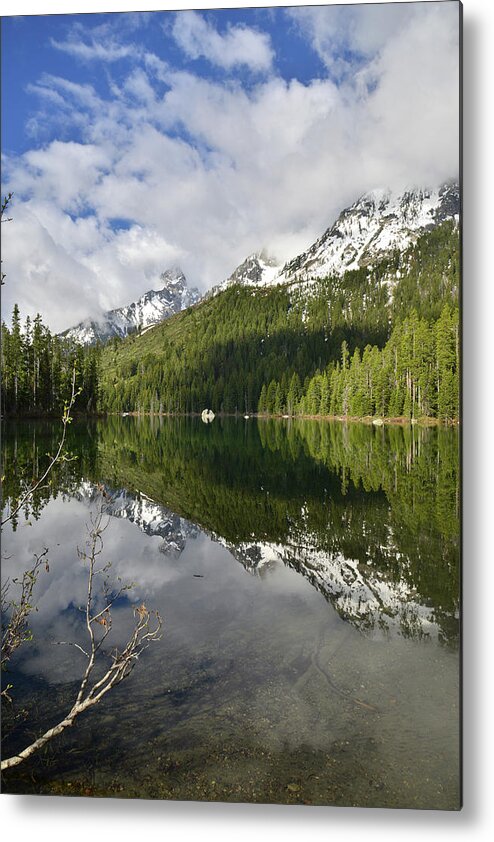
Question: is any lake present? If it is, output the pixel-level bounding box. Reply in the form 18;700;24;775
1;416;460;808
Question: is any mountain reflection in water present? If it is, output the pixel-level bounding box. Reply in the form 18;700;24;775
1;417;460;808
2;416;459;646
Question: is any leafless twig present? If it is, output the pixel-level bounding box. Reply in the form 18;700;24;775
1;549;49;701
1;192;13;221
1;192;13;285
1;503;162;771
1;368;79;528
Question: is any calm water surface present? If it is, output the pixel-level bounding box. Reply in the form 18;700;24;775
1;417;460;808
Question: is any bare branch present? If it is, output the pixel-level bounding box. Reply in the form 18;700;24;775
1;548;50;688
1;501;162;771
1;192;13;221
1;374;162;771
52;641;90;659
1;368;79;527
1;193;14;285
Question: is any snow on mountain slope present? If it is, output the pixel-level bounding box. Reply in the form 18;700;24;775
62;180;459;343
63;268;200;345
72;480;454;641
278;181;459;283
207;249;282;298
210;181;459;297
74;481;197;557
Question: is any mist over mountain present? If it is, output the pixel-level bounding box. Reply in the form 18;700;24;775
63;269;200;345
212;180;459;295
62;180;459;346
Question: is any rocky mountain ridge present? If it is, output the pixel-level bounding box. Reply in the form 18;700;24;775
74;480;447;642
279;181;460;284
63;180;459;343
214;180;459;295
218;535;445;642
74;482;197;557
63;268;200;345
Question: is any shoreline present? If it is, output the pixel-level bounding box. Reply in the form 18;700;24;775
115;411;458;426
2;411;459;426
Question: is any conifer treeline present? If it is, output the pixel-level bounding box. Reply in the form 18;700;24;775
97;219;460;421
1;219;460;421
258;305;459;422
98;304;459;422
1;414;459;642
1;305;100;415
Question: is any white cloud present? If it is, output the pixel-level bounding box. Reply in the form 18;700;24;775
288;2;416;80
171;10;274;72
51;35;135;63
1;494;181;683
358;3;460;190
39;74;101;109
1;3;460;334
123;68;157;104
1;204;100;329
8;140;110;212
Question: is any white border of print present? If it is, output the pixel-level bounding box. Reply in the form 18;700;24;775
1;1;493;841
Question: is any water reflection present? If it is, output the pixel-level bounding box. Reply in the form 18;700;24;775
2;416;460;645
1;417;460;808
74;482;198;557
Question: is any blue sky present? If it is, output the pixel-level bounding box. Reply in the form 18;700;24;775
1;2;460;332
2;9;329;155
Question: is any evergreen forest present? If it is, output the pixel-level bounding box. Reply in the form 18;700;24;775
1;415;459;644
1;305;100;416
1;219;460;422
97;220;460;421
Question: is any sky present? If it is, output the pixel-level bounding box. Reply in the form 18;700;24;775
1;1;460;333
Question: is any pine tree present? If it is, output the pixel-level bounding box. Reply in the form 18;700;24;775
319;373;331;415
266;380;278;414
257;383;267;414
286;372;301;416
274;383;284;415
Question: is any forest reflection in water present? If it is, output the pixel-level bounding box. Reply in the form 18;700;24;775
1;416;460;808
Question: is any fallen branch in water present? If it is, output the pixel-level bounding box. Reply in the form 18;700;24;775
1;504;162;771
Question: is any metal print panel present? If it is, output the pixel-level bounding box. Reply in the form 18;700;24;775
1;1;461;809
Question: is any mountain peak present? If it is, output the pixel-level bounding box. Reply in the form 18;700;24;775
229;250;281;285
279;179;459;282
159;267;187;286
207;250;282;297
62;268;201;345
204;180;459;301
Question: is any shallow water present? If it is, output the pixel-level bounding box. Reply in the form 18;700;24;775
1;417;460;808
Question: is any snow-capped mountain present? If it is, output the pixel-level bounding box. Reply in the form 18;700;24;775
74;482;197;558
213;181;459;295
71;480;455;641
279;181;459;283
61;181;459;343
63;268;201;345
208;249;282;297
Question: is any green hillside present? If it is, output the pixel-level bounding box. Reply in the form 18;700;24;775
98;220;460;420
